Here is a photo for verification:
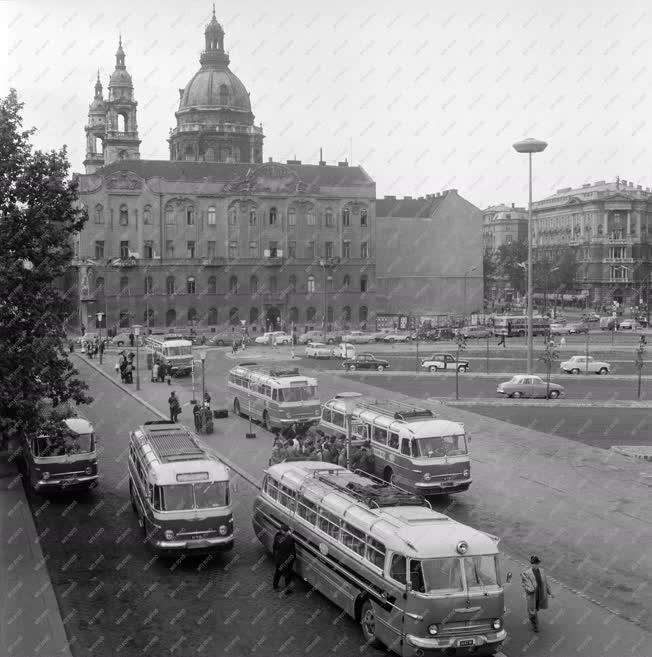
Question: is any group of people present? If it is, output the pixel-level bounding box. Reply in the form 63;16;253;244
192;393;213;433
231;336;250;354
268;424;375;474
83;336;104;359
115;351;136;383
151;359;173;385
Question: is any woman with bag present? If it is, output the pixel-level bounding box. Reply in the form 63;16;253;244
521;555;554;632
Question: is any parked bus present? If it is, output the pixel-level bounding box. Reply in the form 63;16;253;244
253;462;507;656
320;398;471;495
492;315;550;337
144;334;193;375
21;402;99;493
128;420;234;554
227;362;320;431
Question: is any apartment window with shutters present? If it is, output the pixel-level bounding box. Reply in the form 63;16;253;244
288;241;296;258
249;241;258;257
165;206;175;224
325;209;333;226
94;204;104;224
306;241;315;259
229;241;238;259
269;241;278;258
207;241;216;258
249;208;257;225
269;207;277;225
360;276;368;293
187;241;196;258
324;241;333;258
187;276;196;294
120;241;129;259
166;240;174;258
207;206;216;225
342;241;351;258
143;241;153;259
307;275;316;293
95;241;104;259
361;241;368;258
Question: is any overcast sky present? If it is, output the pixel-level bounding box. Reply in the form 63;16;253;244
3;0;652;208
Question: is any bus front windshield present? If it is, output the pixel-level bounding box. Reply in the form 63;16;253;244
161;481;229;511
166;346;192;357
33;433;94;457
416;434;467;457
411;556;499;594
278;386;317;402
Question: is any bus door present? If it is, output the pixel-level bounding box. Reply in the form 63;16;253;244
370;552;408;655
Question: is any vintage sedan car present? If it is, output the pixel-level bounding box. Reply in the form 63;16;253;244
497;374;564;399
304;342;334;358
341;330;371;344
550;322;567;335
341;353;390;371
618;320;643;331
566;322;589;334
420;353;470;372
254;331;292;345
383;332;413;343
461;325;492;339
560;355;610;374
208;331;245;346
297;330;325;345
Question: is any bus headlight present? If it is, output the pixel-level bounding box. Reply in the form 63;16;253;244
423;473;431;481
164;530;175;540
42;472;50;480
85;466;93;475
463;469;469;478
427;624;438;636
492;618;502;630
219;525;228;535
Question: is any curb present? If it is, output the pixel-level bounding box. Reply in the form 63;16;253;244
609;446;652;462
442;399;652;408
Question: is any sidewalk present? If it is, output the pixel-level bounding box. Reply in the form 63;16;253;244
0;451;72;657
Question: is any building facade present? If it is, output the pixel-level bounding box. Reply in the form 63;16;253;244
482;203;527;252
72;13;376;335
532;179;652;310
375;190;483;317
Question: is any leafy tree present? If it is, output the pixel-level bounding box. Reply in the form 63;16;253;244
496;241;528;296
554;248;579;293
0;90;91;450
538;339;559;398
482;249;498;301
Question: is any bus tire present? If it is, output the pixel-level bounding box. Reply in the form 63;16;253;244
234;399;241;417
360;600;382;648
263;411;272;432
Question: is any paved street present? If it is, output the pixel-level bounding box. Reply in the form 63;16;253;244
31;350;649;657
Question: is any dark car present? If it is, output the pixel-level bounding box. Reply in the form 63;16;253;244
342;353;390;371
566;322;589;334
209;331;245;346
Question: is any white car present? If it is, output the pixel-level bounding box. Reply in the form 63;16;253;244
341;331;370;344
254;331;291;345
298;331;325;345
560;355;610;375
618;320;643;331
383;332;413;343
550;323;566;335
304;342;334;358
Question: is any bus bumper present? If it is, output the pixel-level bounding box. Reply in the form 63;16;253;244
414;478;472;494
277;416;320;426
152;535;234;554
34;475;99;491
405;629;506;655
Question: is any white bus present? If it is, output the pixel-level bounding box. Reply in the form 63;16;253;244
144;335;193;375
253;462;507;656
128;420;234;554
227;362;320;431
320;398;471;495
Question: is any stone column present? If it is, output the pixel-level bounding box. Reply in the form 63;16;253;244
626;211;631;236
603;211;608;235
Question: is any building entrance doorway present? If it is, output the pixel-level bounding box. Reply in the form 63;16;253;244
266;306;282;331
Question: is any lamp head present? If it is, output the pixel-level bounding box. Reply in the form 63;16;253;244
513;138;548;154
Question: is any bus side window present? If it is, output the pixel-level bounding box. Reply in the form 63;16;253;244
390;553;407;585
373;427;388;445
272;389;278;401
366;538;386;569
388;432;399;450
410;439;419;458
321;408;332;423
401;438;411;456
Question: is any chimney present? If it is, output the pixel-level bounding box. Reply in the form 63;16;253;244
337;159;349;167
319;147;326;166
637;185;643;190
268;157;273;163
511;203;515;208
629;181;634;187
286;159;301;165
384;195;396;200
403;195;412;200
582;183;590;188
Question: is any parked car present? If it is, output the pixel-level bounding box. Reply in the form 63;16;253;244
383;332;413;343
496;374;564;399
341;353;390;371
324;330;347;344
581;313;601;324
337;342;356;359
420;353;470;372
304;342;334;358
634;315;649;327
550;322;566;335
560;355;610;374
618;320;643;331
434;328;456;341
341;331;370;344
371;329;396;342
209;331;244;346
298;330;325;345
461;325;492;339
254;331;292;345
566;322;589;334
599;317;618;331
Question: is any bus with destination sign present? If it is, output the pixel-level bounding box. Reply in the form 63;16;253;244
144;334;193;375
128;420;234;554
253;462;507;656
491;315;550;338
227;362;320;431
320;398;471;495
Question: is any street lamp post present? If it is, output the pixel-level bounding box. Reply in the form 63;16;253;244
96;312;104;365
335;392;363;469
319;259;328;332
133;324;141;391
513;137;548;374
199;350;207;431
463;265;479;324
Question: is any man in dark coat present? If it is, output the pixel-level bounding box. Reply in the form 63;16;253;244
521;555;554;632
168;392;181;423
272;524;296;595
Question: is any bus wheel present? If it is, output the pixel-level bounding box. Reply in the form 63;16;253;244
360;600;382;647
263;411;272;432
234;399;241;417
383;467;393;483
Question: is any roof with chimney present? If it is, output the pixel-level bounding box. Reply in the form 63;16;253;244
376;191;458;218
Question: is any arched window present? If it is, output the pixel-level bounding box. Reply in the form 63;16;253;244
342;274;350;290
208;308;218;325
360;208;368;226
289;307;299;323
269;276;278;293
342;208;350;226
327;306;334;323
229;276;238;294
144;276;153;294
288;208;296;226
143;205;152;224
306;307;316;322
95;277;105;294
119;310;130;328
207;206;216;225
119;204;129;226
186;206;195;225
342;306;351;322
188;307;197;323
269;207;277;225
120;276;129;293
220;147;231;163
250;307;259;325
117;114;127;132
187;276;196;294
165;204;175;224
207;276;217;294
360;275;368;293
307;275;316;293
288;275;297;293
228;206;237;225
144;309;155;326
166;308;176;327
229;307;240;325
166;276;175;295
249;208;257;225
219;84;229;105
94;204;104;224
204;147;215;161
250;276;258;294
359;306;368;323
325;209;333;226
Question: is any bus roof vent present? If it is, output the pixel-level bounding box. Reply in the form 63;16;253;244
270;368;301;377
393;409;434;421
237;361;258;366
144;427;206;462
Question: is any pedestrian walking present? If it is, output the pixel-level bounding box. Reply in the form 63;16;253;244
272;524;296;595
497;333;506;347
193;402;202;431
151;360;159;383
129;332;135;348
168;392;181;423
521;555;554;633
559;336;566;349
203;391;211;408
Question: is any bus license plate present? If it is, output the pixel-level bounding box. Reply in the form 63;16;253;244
189;540;209;549
458;639;475;647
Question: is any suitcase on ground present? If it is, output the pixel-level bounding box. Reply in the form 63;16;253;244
213;409;228;419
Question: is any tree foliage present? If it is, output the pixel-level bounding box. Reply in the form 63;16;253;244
0;90;91;449
496;241;528;295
